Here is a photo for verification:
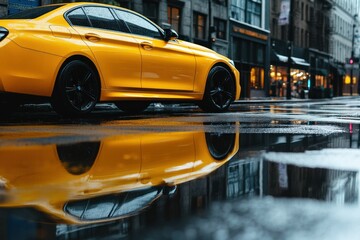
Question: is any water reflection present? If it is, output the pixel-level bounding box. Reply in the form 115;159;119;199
1;123;360;239
0;126;239;225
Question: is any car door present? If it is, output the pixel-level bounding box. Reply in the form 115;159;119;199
113;9;196;91
67;6;142;90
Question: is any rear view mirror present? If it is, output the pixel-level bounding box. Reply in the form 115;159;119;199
164;29;178;41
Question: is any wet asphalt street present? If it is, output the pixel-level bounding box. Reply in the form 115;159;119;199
0;96;360;240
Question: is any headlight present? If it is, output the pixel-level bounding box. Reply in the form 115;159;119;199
229;60;235;66
0;27;9;42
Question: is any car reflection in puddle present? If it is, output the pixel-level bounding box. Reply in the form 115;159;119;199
0;123;239;238
1;123;360;239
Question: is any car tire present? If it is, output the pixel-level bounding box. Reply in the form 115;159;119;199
115;101;150;114
51;60;100;117
198;66;235;112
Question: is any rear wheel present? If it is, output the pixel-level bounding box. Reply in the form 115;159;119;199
51;60;100;117
198;66;235;112
115;101;150;114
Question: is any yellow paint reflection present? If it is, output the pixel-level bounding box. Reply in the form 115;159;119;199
0;125;239;224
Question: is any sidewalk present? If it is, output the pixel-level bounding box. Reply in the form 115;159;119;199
233;95;360;104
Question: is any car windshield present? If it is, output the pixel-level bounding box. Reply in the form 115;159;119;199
1;5;63;19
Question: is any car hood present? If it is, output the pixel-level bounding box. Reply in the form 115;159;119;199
179;40;230;61
180;40;213;53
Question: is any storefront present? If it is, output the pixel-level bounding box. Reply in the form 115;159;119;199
230;22;270;99
308;49;332;98
270;40;310;98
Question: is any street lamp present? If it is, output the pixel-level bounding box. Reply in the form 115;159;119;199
350;14;358;96
286;0;294;100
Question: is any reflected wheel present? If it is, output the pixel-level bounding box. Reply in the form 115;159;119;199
205;132;235;160
199;66;235;112
57;142;100;175
51;60;100;117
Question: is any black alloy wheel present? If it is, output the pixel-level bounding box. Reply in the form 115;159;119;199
51;60;100;116
199;66;235;112
115;101;150;114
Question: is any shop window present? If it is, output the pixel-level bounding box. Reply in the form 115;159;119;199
214;18;226;40
250;67;264;89
315;75;324;87
143;1;158;24
193;12;206;40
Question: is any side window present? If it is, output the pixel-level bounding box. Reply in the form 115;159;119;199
83;7;119;31
114;10;162;39
67;8;91;27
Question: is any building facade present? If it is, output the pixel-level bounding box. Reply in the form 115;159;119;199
270;0;360;98
229;0;271;98
329;0;360;95
0;0;7;16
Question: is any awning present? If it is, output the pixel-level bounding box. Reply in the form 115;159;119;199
274;54;310;68
291;57;310;67
276;54;288;63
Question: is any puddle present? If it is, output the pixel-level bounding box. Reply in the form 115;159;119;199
0;122;359;239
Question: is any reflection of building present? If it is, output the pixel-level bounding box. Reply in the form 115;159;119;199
264;161;359;204
227;158;262;198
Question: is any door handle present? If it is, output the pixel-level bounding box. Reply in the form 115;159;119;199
140;41;153;50
85;33;101;42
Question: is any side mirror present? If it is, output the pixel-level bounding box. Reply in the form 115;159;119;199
164;28;178;41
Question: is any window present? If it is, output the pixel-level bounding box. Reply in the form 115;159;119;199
114;10;162;39
168;6;181;33
193;12;206;39
143;1;159;24
231;0;262;27
214;0;227;6
301;2;304;20
83;7;120;31
67;8;91;27
214;18;226;40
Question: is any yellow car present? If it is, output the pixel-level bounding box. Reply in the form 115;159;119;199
0;129;239;223
0;2;240;116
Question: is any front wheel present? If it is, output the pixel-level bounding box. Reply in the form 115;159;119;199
198;66;235;112
51;60;100;117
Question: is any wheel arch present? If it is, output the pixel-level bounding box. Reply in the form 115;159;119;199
51;55;102;97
